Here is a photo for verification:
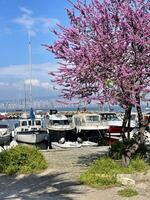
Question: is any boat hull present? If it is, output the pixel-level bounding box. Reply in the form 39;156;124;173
15;130;47;144
51;141;81;149
0;134;10;145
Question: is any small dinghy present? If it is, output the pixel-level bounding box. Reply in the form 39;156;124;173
80;141;98;147
51;141;81;150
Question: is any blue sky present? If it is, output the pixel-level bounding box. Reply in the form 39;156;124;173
0;0;74;101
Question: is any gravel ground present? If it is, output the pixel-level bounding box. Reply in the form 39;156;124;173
0;146;150;200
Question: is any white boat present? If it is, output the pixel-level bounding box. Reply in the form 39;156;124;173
0;124;11;145
72;112;108;133
47;111;75;142
12;112;47;144
72;112;108;142
99;112;137;142
80;141;98;147
51;141;81;149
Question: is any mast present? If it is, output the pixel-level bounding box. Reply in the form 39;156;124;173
28;31;32;107
24;83;27;112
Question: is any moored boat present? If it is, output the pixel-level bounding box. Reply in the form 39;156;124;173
12;111;47;144
0;124;11;145
72;112;108;142
47;111;75;142
51;141;81;149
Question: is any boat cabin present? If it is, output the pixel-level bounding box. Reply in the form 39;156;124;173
99;112;121;121
72;113;101;127
15;118;43;132
48;114;70;126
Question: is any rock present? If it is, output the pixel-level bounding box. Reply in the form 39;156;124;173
117;175;135;186
0;146;4;153
10;140;18;147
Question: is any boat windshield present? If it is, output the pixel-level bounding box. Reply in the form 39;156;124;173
86;116;100;122
107;114;121;121
52;120;69;125
0;124;8;128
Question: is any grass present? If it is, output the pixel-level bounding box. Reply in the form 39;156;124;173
118;188;138;197
80;157;149;188
0;145;48;175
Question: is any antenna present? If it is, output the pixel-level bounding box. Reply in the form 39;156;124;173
28;31;32;107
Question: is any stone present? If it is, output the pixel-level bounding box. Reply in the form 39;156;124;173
117;175;135;186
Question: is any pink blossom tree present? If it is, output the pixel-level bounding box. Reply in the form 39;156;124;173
46;0;150;166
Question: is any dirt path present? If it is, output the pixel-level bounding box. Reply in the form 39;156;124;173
0;146;150;200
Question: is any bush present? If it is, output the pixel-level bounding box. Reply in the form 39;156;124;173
118;188;138;197
0;145;47;175
80;157;148;188
109;141;124;160
109;140;148;160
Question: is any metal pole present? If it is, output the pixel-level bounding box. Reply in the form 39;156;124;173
28;31;32;107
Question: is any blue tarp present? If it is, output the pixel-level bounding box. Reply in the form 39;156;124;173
30;108;35;120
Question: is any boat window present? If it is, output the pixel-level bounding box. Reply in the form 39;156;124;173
74;117;81;126
131;115;136;120
102;114;121;121
28;120;31;126
109;114;121;121
86;116;100;122
35;120;41;126
49;120;53;125
0;124;8;128
52;120;69;125
22;121;27;126
63;120;69;125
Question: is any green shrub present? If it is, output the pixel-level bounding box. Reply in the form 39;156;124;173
80;157;148;188
109;140;148;160
118;188;138;197
109;141;124;160
0;145;47;175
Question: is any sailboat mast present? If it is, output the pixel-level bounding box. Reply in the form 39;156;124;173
24;83;27;112
28;31;32;107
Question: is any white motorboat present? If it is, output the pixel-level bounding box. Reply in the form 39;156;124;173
0;124;11;145
72;112;109;142
47;112;75;142
12;111;47;144
72;112;108;133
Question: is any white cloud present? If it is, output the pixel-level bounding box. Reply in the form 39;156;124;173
19;7;33;15
0;62;60;100
0;82;10;87
24;79;51;90
0;62;58;77
25;79;40;86
12;6;60;35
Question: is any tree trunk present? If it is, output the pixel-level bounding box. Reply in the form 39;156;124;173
122;96;145;167
136;95;145;143
121;104;132;167
121;104;132;142
122;140;140;167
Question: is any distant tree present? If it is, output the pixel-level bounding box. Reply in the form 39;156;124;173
46;0;150;166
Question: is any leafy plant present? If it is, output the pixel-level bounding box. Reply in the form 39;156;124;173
0;145;47;175
80;157;148;188
109;140;148;160
118;188;138;197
